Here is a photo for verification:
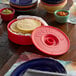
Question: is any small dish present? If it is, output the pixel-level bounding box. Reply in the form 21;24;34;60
0;8;15;21
11;58;67;76
54;9;69;23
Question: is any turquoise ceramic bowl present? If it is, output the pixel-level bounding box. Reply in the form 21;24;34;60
54;10;69;23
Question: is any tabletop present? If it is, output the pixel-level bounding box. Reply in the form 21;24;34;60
0;0;76;75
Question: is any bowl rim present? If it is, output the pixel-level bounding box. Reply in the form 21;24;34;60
41;0;64;4
10;2;37;8
0;8;15;15
10;0;38;6
41;0;67;6
54;9;70;17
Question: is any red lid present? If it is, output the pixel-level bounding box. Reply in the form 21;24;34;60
32;26;70;56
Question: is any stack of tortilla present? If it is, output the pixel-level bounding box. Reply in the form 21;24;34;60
10;18;41;34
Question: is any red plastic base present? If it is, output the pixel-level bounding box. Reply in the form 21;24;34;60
7;18;45;45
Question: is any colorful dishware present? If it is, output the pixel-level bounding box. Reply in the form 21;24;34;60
54;9;69;23
0;8;15;21
10;0;38;12
10;2;37;12
11;58;67;76
40;0;67;13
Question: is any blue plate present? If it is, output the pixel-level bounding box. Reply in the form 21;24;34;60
10;0;38;6
11;58;67;76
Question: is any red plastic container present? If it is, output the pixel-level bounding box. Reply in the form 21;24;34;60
7;18;70;55
7;18;45;45
0;8;15;21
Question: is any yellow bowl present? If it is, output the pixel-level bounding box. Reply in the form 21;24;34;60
41;0;67;13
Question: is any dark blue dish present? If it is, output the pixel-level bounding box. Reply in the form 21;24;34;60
41;0;64;4
10;0;38;6
11;58;67;76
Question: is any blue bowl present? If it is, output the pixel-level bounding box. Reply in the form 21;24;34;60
10;0;38;6
11;58;67;76
41;0;64;4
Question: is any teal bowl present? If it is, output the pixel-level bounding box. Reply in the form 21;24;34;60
54;10;69;23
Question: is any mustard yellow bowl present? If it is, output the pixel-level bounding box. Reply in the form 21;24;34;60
41;0;67;13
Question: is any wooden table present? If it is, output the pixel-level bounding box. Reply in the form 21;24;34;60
0;0;76;75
